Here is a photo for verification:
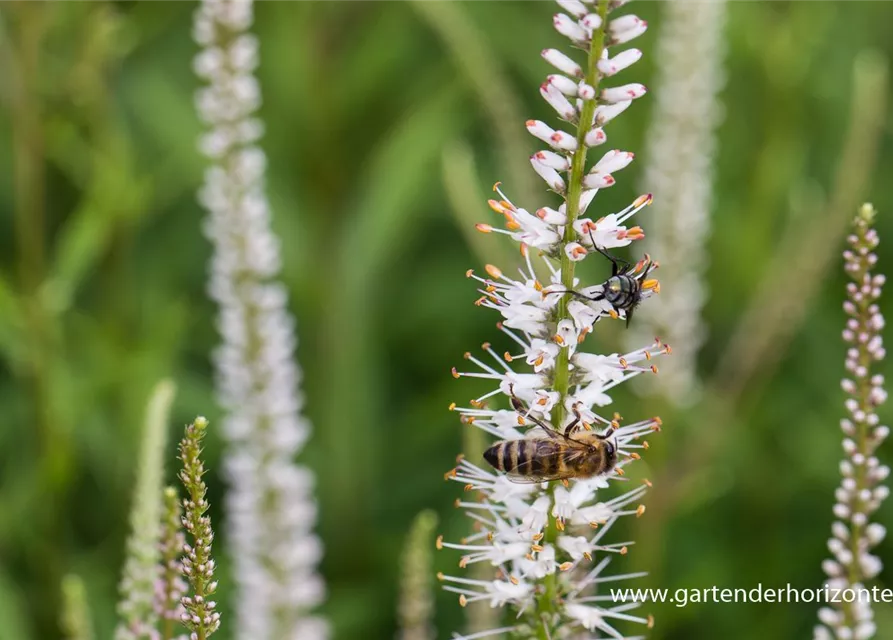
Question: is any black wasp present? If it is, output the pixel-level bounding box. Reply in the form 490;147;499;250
566;231;658;327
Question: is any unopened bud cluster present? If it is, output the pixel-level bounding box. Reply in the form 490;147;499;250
816;204;889;640
178;417;221;639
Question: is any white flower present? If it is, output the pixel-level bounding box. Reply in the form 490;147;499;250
194;1;327;638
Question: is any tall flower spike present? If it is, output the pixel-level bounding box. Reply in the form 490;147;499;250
815;204;889;640
193;1;327;638
445;2;665;639
178;416;221;639
116;380;177;640
627;0;726;404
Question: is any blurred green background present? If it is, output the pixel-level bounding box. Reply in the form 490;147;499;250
1;1;892;639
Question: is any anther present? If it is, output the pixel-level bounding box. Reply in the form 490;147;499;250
436;535;444;550
465;269;474;278
476;223;493;233
559;562;574;571
504;352;513;362
451;367;460;379
615;467;625;476
636;504;646;517
485;264;503;279
448;402;457;411
459;595;468;607
635;193;653;208
620;546;628;555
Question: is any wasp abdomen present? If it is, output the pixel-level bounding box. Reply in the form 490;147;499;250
604;274;640;310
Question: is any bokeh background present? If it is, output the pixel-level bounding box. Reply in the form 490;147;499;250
1;1;893;639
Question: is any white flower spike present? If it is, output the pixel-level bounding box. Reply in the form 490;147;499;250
443;1;666;639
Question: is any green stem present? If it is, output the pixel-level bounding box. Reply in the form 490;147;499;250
538;3;610;637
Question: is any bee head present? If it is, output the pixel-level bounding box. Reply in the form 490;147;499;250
598;428;618;468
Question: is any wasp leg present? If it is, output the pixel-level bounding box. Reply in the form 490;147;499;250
554;288;605;303
588;229;630;276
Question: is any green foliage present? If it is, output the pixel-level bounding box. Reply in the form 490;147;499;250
0;2;891;639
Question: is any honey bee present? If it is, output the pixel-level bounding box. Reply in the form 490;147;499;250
483;386;618;482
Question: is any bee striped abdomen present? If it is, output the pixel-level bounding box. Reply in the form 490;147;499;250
484;439;563;478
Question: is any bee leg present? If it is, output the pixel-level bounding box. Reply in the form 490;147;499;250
508;383;527;414
563;404;587;436
508;384;566;441
596;426;616;440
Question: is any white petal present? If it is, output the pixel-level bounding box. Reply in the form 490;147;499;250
541;48;583;78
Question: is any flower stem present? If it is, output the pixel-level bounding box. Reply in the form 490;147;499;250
550;0;610;431
539;2;610;637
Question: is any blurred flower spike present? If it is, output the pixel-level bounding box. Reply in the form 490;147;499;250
440;1;668;638
193;0;327;638
815;204;889;640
